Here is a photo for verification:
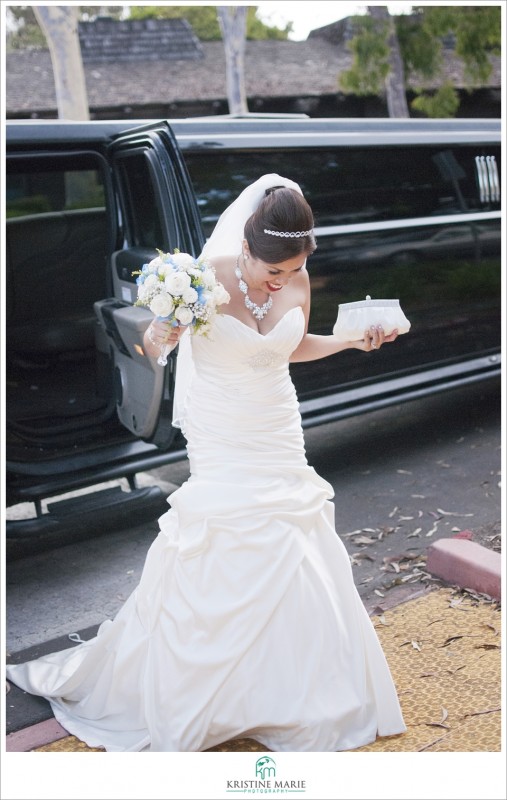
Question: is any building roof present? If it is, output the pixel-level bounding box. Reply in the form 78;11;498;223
78;16;204;63
6;34;500;117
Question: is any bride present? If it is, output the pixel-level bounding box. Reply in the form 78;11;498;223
6;174;405;752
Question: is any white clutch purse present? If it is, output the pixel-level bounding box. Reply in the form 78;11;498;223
333;295;411;342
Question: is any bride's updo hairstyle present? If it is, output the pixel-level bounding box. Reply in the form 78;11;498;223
244;186;317;264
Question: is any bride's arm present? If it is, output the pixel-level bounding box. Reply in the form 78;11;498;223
143;318;186;359
290;330;400;362
289;273;398;362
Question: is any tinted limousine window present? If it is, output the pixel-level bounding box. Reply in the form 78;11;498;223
180;138;500;406
183;146;500;233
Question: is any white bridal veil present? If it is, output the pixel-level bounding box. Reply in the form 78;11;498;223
172;173;304;432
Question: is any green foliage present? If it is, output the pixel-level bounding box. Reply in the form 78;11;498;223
340;6;501;118
424;5;500;84
128;5;290;41
411;82;461;118
245;7;292;40
396;13;441;79
340;16;390;96
6;5;45;50
129;5;221;39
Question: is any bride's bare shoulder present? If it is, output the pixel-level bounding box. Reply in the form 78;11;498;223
209;256;236;285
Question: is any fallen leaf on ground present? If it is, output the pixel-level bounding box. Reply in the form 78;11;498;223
351;551;375;562
425;706;450;730
481;623;499;636
446;665;466;674
463;706;500;718
352;535;377;545
437;508;474;517
440;634;480;647
417;732;449;751
474;643;501;650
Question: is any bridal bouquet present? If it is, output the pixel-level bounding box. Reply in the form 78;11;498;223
134;249;230;364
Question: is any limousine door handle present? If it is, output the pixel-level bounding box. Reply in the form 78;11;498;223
475;155;500;204
486;155;500;202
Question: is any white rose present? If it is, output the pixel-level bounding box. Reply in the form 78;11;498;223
201;268;217;289
150;293;175;318
143;274;159;289
182;286;198;304
212;283;231;306
170;252;197;272
147;255;164;273
175;305;194;325
165;271;192;296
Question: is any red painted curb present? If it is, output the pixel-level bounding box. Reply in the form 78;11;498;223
5;717;69;752
427;538;501;600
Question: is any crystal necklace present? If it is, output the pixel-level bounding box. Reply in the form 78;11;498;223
235;255;273;321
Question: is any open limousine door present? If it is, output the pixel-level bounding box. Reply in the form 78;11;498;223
94;121;205;448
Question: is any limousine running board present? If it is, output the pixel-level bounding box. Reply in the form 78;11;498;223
300;353;500;429
6;485;169;539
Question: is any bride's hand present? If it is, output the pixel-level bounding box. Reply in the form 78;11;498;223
146;319;186;354
353;325;399;353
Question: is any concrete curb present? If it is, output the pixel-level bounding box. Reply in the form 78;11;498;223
427;537;501;600
6;718;69;752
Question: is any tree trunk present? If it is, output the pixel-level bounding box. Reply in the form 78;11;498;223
368;5;409;118
34;6;89;120
217;6;248;115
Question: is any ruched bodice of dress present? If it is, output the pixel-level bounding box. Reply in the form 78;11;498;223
184;306;307;466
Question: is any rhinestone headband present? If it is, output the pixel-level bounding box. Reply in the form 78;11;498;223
263;229;313;238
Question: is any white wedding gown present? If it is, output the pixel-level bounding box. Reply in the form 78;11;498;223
6;307;406;752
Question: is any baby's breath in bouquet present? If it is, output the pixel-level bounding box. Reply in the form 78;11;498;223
134;250;230;364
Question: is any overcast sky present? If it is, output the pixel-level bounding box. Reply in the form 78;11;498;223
254;1;415;40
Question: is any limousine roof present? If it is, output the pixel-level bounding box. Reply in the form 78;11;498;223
6;116;501;149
